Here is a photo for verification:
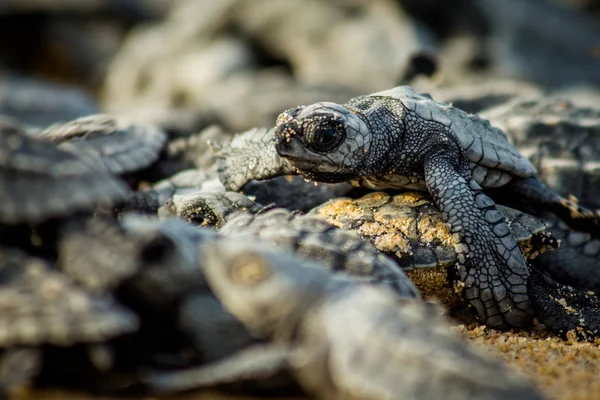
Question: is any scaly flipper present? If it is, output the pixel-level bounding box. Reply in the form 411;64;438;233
425;156;532;328
213;127;295;191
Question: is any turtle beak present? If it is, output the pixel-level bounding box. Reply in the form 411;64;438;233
274;122;303;156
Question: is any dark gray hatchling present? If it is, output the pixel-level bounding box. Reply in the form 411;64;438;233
479;97;600;295
0;245;139;392
56;215;266;387
481;96;600;209
198;239;544;400
156;190;419;298
39;114;167;177
216;86;600;330
0;74;98;128
158;190;262;228
0;120;129;225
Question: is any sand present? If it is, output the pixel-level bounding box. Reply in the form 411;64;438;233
12;323;599;400
457;323;600;400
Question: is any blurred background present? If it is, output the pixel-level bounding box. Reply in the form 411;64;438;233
0;0;598;135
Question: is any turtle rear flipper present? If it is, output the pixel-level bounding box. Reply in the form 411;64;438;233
531;214;600;294
527;267;600;341
496;176;600;236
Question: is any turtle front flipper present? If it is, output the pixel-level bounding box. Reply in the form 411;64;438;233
527;267;600;341
425;156;533;329
213;127;295;191
497;176;600;237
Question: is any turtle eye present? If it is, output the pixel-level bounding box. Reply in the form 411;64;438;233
306;121;344;152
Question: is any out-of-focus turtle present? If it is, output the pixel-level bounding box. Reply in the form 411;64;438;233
120;169;223;216
39;114;167;177
480;97;600;295
229;0;437;90
0;246;138;347
481;97;600;209
54;216;263;389
156;190;419;298
311;191;555;307
193;238;543;400
0;120;129;226
0;245;139;393
220;207;419;298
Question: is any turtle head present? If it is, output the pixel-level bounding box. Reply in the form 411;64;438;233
274;103;371;183
202;239;331;338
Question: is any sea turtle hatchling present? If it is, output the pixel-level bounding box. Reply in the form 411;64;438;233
479;96;600;294
0;120;129;225
197;238;544;400
39;114;167;177
155;191;419;298
480;96;600;209
0;245;139;392
215;85;600;329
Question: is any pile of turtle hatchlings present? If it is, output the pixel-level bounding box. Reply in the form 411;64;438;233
0;85;599;400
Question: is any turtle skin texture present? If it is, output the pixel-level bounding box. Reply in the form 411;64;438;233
201;238;544;400
216;86;600;329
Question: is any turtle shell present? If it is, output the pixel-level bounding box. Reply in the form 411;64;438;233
57;218;142;293
481;97;600;209
40;114;167;175
360;86;537;177
312;191;552;268
0;121;129;225
220;207;419;298
0;246;138;347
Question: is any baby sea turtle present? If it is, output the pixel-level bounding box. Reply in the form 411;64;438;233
199;238;543;400
155;190;418;298
40;114;167;177
216;86;600;329
0;246;138;347
0;121;129;225
480;97;600;294
0;245;138;392
158;191;263;228
121;169;223;216
481;96;600;209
